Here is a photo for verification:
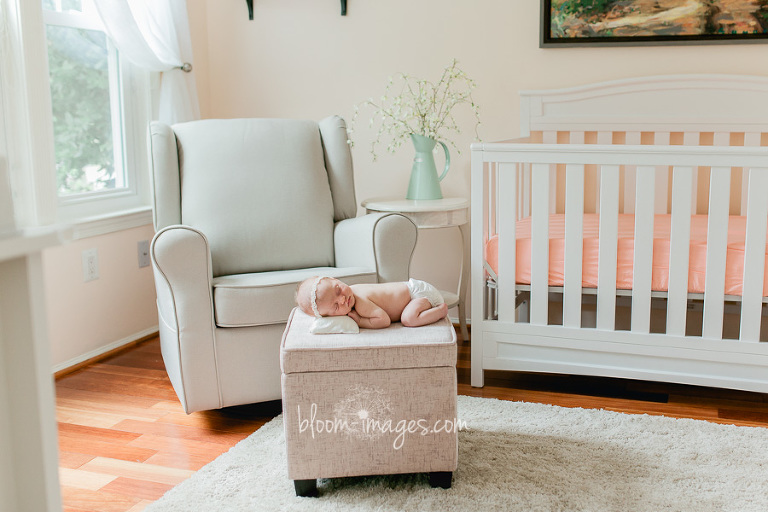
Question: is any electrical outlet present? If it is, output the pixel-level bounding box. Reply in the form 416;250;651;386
82;248;98;282
138;240;150;268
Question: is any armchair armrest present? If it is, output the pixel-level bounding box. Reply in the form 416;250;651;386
150;225;221;412
334;212;417;283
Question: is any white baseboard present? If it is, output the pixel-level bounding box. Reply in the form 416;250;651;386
51;325;159;374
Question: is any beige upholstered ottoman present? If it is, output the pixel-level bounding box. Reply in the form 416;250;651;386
280;308;458;497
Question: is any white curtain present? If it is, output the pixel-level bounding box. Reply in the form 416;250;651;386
93;0;200;124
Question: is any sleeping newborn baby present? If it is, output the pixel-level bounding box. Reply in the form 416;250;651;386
296;276;448;329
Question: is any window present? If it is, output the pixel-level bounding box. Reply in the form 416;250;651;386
44;0;121;197
42;0;151;223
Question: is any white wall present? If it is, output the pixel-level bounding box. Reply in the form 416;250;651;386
43;225;157;369
185;0;768;314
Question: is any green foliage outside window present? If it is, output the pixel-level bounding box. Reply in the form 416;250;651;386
46;25;117;196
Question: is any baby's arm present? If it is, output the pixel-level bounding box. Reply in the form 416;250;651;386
348;296;390;329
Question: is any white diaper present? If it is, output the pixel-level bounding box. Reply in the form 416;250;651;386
406;278;444;307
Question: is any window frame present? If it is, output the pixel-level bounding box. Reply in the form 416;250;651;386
1;0;153;236
42;1;152;225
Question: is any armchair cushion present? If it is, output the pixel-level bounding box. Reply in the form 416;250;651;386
212;266;376;328
172;118;336;277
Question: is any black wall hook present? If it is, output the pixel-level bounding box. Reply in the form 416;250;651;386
245;0;345;19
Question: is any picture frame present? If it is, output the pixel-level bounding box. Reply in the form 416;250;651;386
541;0;768;47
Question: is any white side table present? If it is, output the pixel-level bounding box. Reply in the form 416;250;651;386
362;197;469;341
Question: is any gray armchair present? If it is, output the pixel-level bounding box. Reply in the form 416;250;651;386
149;116;417;413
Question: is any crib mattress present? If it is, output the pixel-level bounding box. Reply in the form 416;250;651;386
485;214;768;297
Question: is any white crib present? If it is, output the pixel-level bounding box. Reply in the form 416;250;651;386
470;75;768;393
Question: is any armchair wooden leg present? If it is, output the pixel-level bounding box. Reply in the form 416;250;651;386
294;479;318;497
428;471;453;489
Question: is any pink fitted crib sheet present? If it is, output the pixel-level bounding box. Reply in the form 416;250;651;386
485;214;768;296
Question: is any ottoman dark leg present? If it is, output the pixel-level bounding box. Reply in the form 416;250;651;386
294;479;318;497
429;471;453;489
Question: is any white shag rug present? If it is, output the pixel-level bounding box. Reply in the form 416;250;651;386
147;395;768;511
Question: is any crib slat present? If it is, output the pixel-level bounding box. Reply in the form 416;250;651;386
623;131;641;214
517;163;523;219
471;150;485;387
654;169;668;214
702;166;731;339
683;132;700;215
654;132;670;214
517;163;529;219
595;132;611;214
563;163;585;328
530;163;550;325
497;163;517;323
666;166;693;337
544;132;557;215
597;165;620;331
742;133;761;216
713;132;730;146
631;166;656;334
596;132;612;144
522;163;531;218
492;163;499;236
740;167;768;342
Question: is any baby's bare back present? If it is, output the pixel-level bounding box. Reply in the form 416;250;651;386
350;282;411;321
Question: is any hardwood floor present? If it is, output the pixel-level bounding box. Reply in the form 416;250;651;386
56;330;768;511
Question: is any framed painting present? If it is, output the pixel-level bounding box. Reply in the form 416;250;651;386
542;0;768;47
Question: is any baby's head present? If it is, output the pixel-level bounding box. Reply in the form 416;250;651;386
296;276;355;317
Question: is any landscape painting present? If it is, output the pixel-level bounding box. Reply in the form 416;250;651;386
542;0;768;46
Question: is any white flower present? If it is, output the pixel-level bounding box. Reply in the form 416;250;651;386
347;59;481;160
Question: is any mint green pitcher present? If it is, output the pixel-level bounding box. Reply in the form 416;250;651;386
406;133;450;200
